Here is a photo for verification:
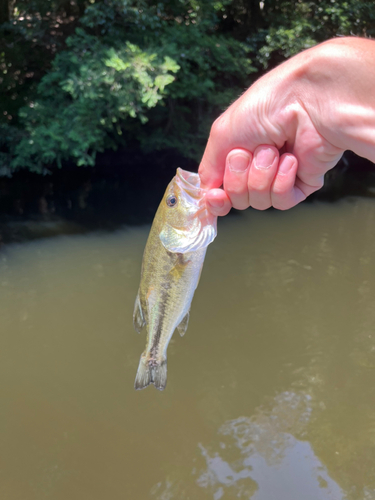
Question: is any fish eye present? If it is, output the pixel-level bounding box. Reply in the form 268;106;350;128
166;195;178;207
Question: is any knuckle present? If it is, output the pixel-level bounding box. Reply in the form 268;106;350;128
249;183;270;195
273;200;291;210
249;195;271;211
272;183;288;196
233;203;248;212
252;202;271;211
233;197;251;213
227;185;246;197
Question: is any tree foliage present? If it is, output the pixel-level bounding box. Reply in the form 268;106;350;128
257;1;375;66
0;0;374;173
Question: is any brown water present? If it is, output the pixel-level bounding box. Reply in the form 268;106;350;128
1;197;375;500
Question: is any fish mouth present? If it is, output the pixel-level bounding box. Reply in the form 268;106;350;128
176;168;201;198
175;168;217;235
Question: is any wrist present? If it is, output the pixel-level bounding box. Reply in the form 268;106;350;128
296;38;375;161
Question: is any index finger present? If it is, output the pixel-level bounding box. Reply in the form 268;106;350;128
198;115;232;190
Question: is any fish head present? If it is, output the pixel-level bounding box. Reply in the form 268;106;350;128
158;168;217;253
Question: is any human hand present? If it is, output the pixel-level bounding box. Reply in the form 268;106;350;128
198;38;370;216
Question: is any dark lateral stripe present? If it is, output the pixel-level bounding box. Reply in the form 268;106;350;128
150;288;168;358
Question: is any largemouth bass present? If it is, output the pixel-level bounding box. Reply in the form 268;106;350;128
133;168;217;391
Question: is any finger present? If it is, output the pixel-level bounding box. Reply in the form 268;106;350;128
295;175;325;198
205;188;232;216
271;154;306;210
199;116;232;190
223;149;252;210
248;146;279;210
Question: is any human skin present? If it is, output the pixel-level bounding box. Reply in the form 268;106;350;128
198;37;375;215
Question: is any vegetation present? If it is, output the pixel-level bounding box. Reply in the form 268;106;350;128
1;0;374;173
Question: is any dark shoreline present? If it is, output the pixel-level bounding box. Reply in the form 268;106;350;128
0;149;374;245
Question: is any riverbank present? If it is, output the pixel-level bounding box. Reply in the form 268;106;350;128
0;149;374;244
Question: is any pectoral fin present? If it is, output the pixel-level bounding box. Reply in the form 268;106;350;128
133;293;145;333
169;253;191;280
177;310;190;337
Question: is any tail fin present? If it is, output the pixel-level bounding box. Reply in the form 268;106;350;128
134;355;167;391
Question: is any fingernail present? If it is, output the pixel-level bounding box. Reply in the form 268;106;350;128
208;198;224;208
255;148;276;170
279;155;295;173
228;153;250;173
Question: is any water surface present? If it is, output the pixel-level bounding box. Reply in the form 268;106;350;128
1;198;375;500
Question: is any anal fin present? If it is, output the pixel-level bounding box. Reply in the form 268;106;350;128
177;310;190;337
133;293;145;333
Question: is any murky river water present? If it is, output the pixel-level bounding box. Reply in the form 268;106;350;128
1;197;375;500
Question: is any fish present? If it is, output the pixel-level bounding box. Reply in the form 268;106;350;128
133;168;217;391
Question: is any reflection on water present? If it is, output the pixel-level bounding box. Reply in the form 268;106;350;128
196;393;343;500
1;198;375;499
152;390;346;500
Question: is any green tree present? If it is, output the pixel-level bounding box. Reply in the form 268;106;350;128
2;0;253;171
252;0;375;67
1;0;375;173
